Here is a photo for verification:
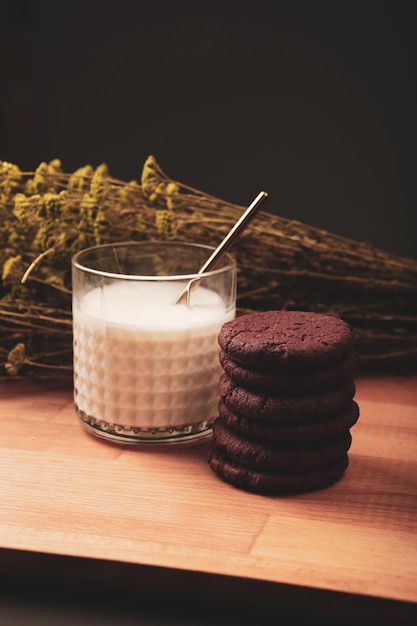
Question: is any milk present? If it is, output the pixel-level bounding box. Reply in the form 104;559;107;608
73;280;234;431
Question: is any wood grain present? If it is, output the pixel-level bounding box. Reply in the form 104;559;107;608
0;373;416;616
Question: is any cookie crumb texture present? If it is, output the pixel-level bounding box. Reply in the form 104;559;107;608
218;310;356;370
209;310;360;495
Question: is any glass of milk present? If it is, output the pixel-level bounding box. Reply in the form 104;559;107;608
71;241;236;445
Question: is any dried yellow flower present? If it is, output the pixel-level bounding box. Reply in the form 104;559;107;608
40;192;62;219
90;167;109;202
117;180;141;203
68;165;94;191
33;222;51;250
79;193;97;224
165;182;181;211
93;206;108;245
2;255;23;284
141;155;180;209
0;161;22;199
5;343;26;376
155;209;177;239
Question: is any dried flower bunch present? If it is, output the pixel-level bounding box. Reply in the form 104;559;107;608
1;155;416;378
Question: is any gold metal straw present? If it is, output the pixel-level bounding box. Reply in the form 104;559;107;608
174;190;269;305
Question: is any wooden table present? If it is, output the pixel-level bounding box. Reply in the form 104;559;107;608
1;372;416;624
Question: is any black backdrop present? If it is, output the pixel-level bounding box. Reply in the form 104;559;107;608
1;0;416;258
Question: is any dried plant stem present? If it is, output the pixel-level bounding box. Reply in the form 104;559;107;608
0;155;416;378
21;247;56;284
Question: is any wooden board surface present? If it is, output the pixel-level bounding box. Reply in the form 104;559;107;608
1;372;416;616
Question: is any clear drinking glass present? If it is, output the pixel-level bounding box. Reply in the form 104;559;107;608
71;241;236;444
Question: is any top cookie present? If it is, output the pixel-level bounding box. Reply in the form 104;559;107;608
218;310;356;371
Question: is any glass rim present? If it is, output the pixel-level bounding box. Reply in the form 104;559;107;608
71;240;236;281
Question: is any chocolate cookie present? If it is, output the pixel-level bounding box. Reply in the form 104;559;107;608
218;310;356;371
208;446;349;494
219;350;357;395
209;309;358;495
218;398;360;441
219;373;356;421
212;418;352;473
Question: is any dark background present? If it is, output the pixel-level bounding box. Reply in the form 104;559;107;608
1;0;416;259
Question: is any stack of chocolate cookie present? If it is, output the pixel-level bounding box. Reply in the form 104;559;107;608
208;310;359;494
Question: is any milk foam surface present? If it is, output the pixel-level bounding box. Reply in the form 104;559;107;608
73;281;234;428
